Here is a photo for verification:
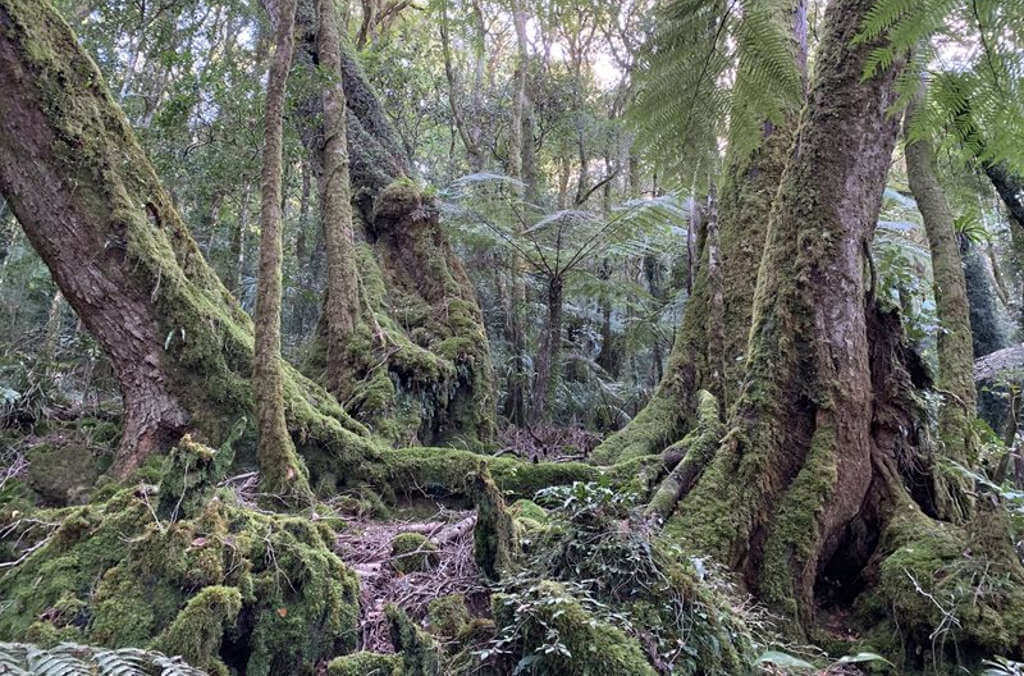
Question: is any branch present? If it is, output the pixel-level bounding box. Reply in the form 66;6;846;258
974;344;1024;382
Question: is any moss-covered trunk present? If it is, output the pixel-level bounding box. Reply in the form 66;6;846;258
904;84;977;521
671;0;908;626
0;0;375;477
253;0;313;502
316;0;361;400
590;1;805;464
290;0;497;447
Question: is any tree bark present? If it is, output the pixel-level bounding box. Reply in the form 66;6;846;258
530;276;564;423
905;83;977;521
673;0;908;627
317;0;361;399
253;0;313;502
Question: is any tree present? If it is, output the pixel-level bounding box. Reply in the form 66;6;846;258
905;82;977;521
253;0;313;501
0;0;372;478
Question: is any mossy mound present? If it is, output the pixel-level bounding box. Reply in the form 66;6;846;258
390;532;439;573
0;441;359;675
426;594;471;639
491;580;656;676
328;651;403;676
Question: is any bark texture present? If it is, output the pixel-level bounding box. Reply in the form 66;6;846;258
905;85;977;521
671;0;907;625
0;0;373;479
317;0;361;399
253;0;313;501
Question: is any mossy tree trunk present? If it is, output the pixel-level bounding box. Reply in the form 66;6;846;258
591;0;806;464
905;83;977;521
670;0;912;627
317;0;361;400
289;0;497;446
253;0;313;502
0;0;375;479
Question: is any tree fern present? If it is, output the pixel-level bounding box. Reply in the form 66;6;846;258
630;0;803;185
861;0;1024;174
0;642;206;676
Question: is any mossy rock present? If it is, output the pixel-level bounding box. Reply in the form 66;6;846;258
24;436;108;505
426;594;470;639
390;532;439;574
328;651;403;676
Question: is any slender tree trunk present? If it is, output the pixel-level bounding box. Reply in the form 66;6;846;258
531;276;564;422
905;83;977;521
254;0;313;502
318;0;361;399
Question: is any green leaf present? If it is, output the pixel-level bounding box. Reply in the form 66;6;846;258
754;650;816;670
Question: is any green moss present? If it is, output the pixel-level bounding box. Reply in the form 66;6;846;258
390;532;439;574
510;499;548;525
386;604;441;676
471;467;517;580
155;585;241;674
426;594;470;639
0;441;359;675
328;651;403;676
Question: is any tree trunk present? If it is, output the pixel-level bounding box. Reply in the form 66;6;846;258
672;0;909;628
289;0;497;446
531;276;564;422
318;0;361;399
905;83;977;521
0;0;372;479
253;0;313;502
591;0;806;463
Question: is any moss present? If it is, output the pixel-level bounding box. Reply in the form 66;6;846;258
155;585;241;674
386;604;442;676
471;467;518;580
328;651;403;676
510;499;549;525
0;446;359;675
24;434;110;505
426;594;470;639
390;532;439;574
491;581;656;676
859;500;1024;671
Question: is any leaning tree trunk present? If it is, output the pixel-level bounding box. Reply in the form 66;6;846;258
671;0;908;627
0;0;374;478
905;83;977;521
253;0;313;502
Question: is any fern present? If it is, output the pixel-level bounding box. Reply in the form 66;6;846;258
861;0;1024;174
630;0;803;185
0;642;206;676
